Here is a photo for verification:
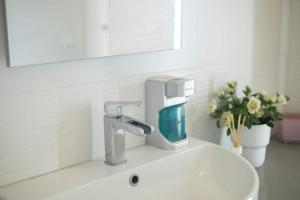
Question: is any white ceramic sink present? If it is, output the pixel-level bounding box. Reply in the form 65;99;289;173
0;138;259;200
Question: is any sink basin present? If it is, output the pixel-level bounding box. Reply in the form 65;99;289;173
0;138;259;200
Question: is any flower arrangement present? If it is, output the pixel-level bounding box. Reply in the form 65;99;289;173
209;81;290;136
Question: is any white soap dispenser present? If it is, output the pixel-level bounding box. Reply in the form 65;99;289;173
145;75;195;149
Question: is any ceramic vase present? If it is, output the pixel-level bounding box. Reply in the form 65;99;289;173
219;129;232;149
231;146;242;155
240;124;271;168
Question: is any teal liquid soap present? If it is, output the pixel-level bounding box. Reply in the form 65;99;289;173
159;104;186;142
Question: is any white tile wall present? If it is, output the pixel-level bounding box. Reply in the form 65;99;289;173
252;0;284;93
0;0;285;187
286;0;300;112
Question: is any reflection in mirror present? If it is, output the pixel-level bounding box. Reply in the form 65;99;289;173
4;0;182;67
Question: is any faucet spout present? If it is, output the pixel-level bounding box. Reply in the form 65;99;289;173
103;101;154;165
115;115;153;136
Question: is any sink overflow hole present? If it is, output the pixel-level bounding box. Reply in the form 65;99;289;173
129;174;139;186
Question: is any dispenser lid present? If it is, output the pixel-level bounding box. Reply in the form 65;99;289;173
147;75;177;83
147;75;195;97
166;78;195;97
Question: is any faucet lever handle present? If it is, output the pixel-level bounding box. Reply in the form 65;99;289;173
104;101;141;117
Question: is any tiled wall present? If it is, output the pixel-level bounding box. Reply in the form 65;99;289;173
286;0;300;112
252;0;284;93
0;0;284;187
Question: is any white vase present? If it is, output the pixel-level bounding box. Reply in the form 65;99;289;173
219;128;232;149
231;146;242;155
241;124;271;168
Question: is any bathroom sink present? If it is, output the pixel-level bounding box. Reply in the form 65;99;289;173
0;138;258;200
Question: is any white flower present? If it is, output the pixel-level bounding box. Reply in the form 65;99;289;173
247;97;261;114
220;111;233;127
224;86;236;93
277;95;287;105
256;108;265;117
224;81;237;94
260;90;267;96
233;96;241;103
208;99;217;114
263;94;277;103
260;90;276;103
217;90;225;97
271;95;277;103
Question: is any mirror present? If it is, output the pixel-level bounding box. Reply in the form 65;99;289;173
4;0;182;67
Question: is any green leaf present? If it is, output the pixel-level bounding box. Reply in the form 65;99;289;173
242;85;252;97
227;128;231;136
246;85;251;93
270;106;277;112
244;117;252;129
285;95;290;101
228;81;237;88
217;120;221;129
266;122;274;128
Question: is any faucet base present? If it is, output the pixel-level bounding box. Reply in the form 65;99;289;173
105;160;127;166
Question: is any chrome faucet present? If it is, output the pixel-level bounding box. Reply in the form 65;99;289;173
104;101;154;165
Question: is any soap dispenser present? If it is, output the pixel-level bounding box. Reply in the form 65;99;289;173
145;75;195;149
